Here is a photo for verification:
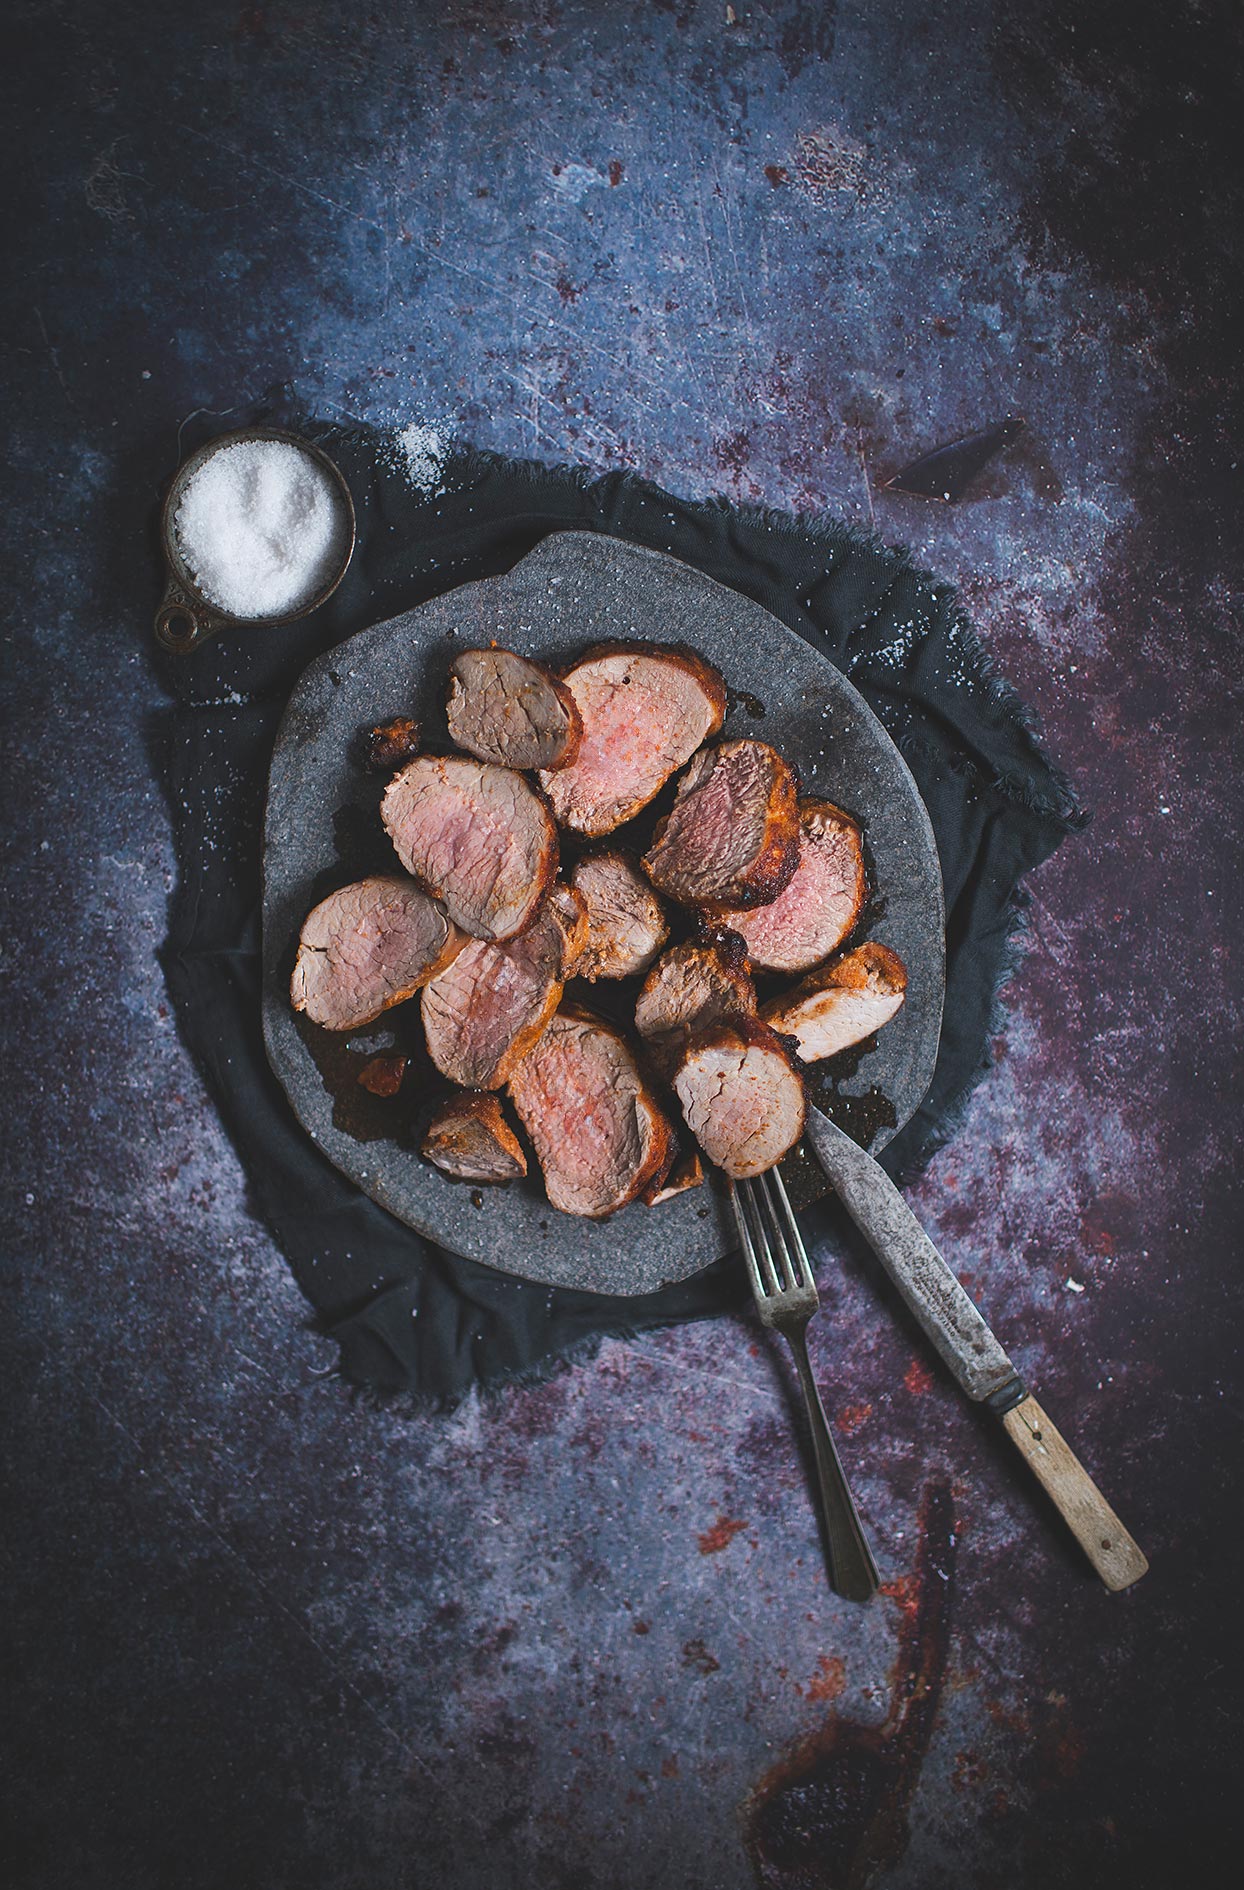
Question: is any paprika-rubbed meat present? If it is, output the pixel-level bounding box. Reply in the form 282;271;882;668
421;1091;528;1184
633;935;756;1075
508;1005;674;1218
673;1017;806;1179
760;941;907;1063
719;799;866;974
539;643;727;836
570;849;670;981
421;887;583;1090
290;875;462;1031
445;647;583;772
381;753;557;941
643;739;800;911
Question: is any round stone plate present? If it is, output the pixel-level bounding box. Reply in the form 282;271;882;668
262;531;944;1296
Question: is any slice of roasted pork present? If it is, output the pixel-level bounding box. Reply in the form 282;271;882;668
381;754;557;940
633;936;756;1076
547;880;591;978
673;1017;806;1180
446;647;584;772
570;848;670;981
539;642;727;836
761;941;907;1062
421;890;580;1089
642;1148;705;1206
421;1091;528;1183
507;1004;674;1217
290;875;462;1031
718;799;866;974
643;739;800;911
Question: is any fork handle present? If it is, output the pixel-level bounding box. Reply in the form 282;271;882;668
786;1328;880;1602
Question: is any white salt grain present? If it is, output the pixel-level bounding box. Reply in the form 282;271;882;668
175;439;348;618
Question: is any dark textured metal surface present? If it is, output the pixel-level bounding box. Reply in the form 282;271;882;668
263;531;943;1292
803;1108;1015;1404
3;2;1241;1887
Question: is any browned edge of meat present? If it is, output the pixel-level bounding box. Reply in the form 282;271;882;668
717;798;867;974
643;739;801;913
633;936;757;1078
570;847;671;981
672;1014;807;1180
642;1148;705;1206
539;642;728;837
420;892;574;1090
380;754;559;941
290;875;464;1032
507;1000;675;1218
547;881;591;978
445;647;584;772
760;941;908;1063
567;640;729;733
421;1090;528;1184
364;718;422;773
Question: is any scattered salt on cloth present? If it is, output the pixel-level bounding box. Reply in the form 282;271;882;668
175;439;348;618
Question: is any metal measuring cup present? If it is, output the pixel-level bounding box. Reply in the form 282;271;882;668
154;427;356;655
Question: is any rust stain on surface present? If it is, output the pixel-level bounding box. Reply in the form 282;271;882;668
741;1477;957;1888
698;1514;748;1555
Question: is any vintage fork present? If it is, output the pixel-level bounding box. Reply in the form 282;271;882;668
730;1168;880;1602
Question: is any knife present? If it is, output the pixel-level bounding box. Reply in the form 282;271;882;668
804;1106;1149;1591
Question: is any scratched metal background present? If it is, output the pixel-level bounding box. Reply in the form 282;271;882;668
2;3;1240;1886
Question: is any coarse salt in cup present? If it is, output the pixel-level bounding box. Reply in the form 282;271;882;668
173;436;351;619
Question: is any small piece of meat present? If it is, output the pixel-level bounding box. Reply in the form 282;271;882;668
539;642;727;836
381;754;558;940
357;1054;407;1097
643;1148;705;1206
633;936;756;1075
364;717;421;772
290;875;462;1031
508;1003;675;1218
446;647;584;772
673;1017;806;1180
643;739;800;911
547;880;591;977
421;893;578;1089
570;849;671;981
760;941;907;1062
719;799;866;973
421;1091;528;1183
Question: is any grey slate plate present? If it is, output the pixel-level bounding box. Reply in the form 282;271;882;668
262;532;944;1296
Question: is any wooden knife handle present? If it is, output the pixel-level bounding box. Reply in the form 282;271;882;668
1000;1393;1148;1591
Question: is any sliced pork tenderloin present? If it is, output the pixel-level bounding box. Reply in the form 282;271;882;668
643;739;800;912
421;890;580;1090
539;642;727;836
507;1004;675;1218
421;1091;528;1183
673;1017;806;1180
547;880;591;978
446;647;583;772
633;935;756;1076
381;753;557;940
290;875;462;1031
642;1148;705;1206
719;799;866;973
570;848;670;981
761;941;907;1063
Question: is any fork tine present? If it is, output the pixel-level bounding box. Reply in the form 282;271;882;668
768;1165;813;1290
729;1179;769;1301
734;1177;781;1296
757;1171;799;1292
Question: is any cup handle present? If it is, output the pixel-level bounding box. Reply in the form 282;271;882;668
154;579;224;654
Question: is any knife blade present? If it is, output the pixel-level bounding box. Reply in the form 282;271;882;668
803;1105;1149;1591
